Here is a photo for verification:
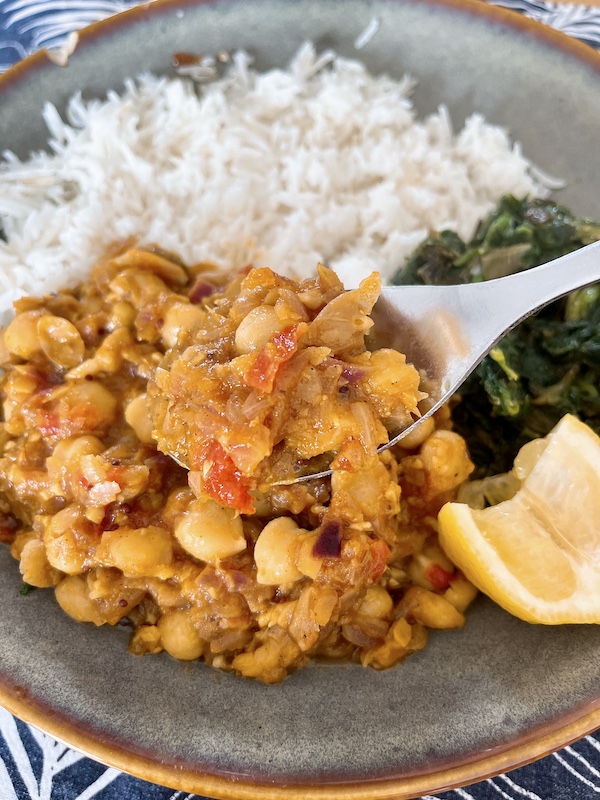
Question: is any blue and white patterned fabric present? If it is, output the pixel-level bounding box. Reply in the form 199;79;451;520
1;1;600;798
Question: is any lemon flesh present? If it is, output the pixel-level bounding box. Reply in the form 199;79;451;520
438;414;600;624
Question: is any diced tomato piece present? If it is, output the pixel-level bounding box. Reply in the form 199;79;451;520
36;402;108;440
426;563;454;592
369;540;391;583
36;409;63;438
196;440;255;515
246;323;307;393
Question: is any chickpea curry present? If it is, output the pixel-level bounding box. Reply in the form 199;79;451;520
0;247;477;683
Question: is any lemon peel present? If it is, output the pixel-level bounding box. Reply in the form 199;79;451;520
439;414;600;624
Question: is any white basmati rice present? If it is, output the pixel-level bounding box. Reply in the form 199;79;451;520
0;43;550;325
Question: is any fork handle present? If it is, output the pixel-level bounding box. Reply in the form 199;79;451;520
477;238;600;333
378;239;600;452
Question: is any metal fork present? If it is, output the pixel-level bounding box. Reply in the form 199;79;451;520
299;239;600;482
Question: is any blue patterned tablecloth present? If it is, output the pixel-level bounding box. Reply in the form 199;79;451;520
1;1;600;798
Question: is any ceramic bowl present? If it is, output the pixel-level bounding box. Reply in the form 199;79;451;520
1;1;600;798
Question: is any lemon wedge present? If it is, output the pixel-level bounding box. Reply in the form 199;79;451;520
438;414;600;624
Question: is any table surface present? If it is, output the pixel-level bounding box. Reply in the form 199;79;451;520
1;0;600;798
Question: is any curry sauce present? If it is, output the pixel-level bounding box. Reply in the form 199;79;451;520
0;247;477;682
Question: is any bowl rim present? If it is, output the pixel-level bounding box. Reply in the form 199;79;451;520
1;0;600;797
3;682;600;798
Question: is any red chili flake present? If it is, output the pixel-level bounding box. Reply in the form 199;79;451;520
200;440;255;515
312;521;342;559
246;323;306;393
118;598;128;608
426;563;454;592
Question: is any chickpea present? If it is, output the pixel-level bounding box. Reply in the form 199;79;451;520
407;543;456;592
400;585;465;629
125;393;155;444
158;609;204;660
398;416;435;450
390;617;412;648
44;506;92;574
47;435;105;494
2;368;41;429
52;435;105;464
96;526;173;577
419;430;474;496
38;381;117;439
174;498;246;562
358;585;394;619
0;330;11;365
3;311;44;360
72;379;117;412
67;328;131;379
161;486;195;527
10;530;36;561
254;517;303;586
234;305;282;355
19;538;62;588
3;367;39;404
110;247;188;286
37;315;85;368
161;302;203;349
61;380;118;433
444;576;478;613
356;348;424;418
296;534;323;580
55;575;105;625
110;300;136;328
109;270;169;306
